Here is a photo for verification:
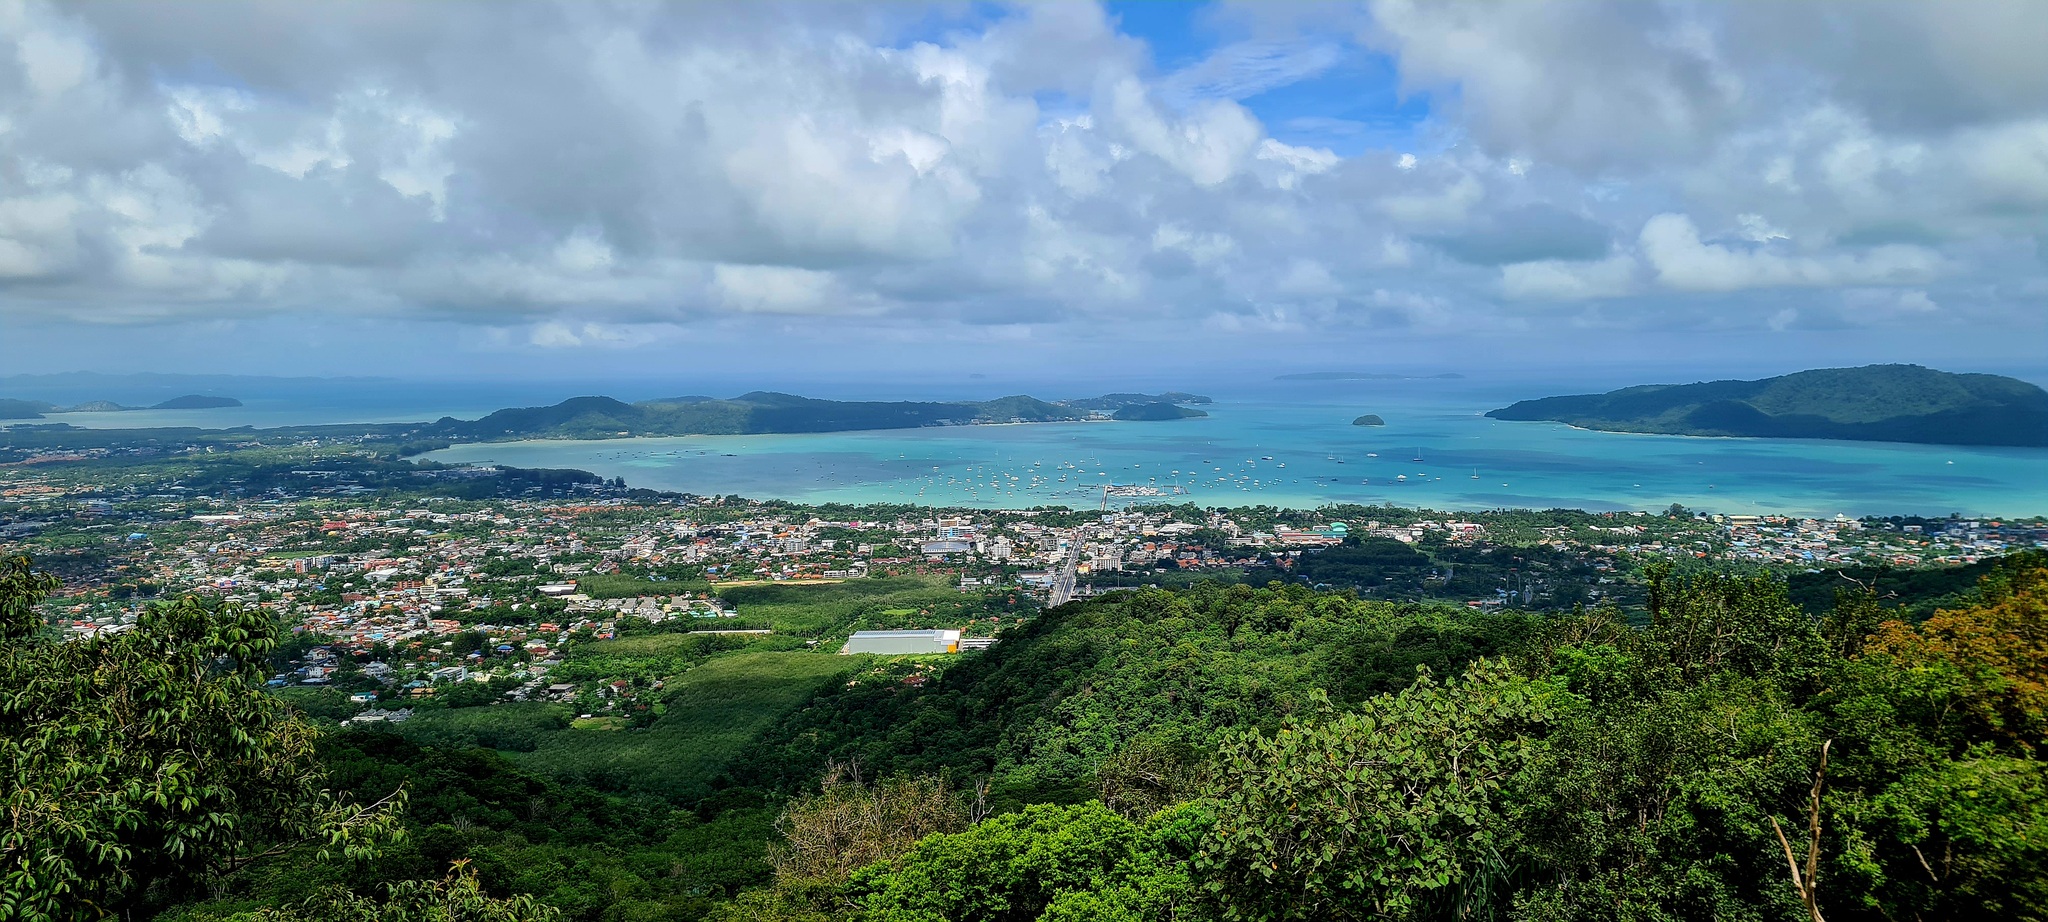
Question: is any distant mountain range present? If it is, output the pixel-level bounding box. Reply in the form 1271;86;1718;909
0;394;242;419
421;391;1212;440
1486;365;2048;447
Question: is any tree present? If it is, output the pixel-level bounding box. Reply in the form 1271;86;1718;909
769;772;965;888
1195;660;1553;921
847;801;1206;922
0;556;404;920
238;861;560;922
1819;556;2048;920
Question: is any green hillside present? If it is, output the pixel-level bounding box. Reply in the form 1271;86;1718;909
1111;402;1208;421
1486;364;2048;446
422;390;1213;440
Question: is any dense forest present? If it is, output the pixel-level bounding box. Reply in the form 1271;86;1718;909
3;550;2044;921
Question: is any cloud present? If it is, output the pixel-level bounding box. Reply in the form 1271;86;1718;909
1428;204;1611;265
0;0;2044;374
1639;213;1943;292
528;321;658;349
1500;255;1636;301
712;263;842;314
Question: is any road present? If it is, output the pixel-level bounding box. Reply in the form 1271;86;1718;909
1047;544;1080;607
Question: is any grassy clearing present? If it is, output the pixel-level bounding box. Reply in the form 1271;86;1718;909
574;573;714;599
514;650;864;801
716;575;981;635
589;632;762;657
393;701;573;752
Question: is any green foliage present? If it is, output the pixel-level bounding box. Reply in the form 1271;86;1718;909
392;703;572;753
0;558;403;921
731;584;1535;809
1785;554;2014;620
237;863;560;922
517;651;859;800
848;802;1206;922
1198;661;1552;921
0;556;59;641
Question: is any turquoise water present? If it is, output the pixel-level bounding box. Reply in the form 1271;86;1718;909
423;393;2048;518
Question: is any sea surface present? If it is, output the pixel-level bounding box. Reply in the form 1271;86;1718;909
18;372;2044;517
418;384;2048;519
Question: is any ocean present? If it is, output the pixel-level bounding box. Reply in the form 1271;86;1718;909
416;383;2048;519
19;373;2043;517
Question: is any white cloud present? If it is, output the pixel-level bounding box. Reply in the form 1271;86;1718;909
15;27;94;98
528;321;655;348
0;0;2042;368
1501;255;1636;300
1639;213;1942;292
1380;174;1482;226
1105;76;1262;186
713;263;839;314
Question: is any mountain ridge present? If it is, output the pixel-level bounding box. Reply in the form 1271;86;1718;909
1486;364;2048;446
424;391;1212;440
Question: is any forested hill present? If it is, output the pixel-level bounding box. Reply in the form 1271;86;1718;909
423;390;1210;439
1486;364;2048;446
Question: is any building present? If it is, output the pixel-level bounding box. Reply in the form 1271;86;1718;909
842;629;962;655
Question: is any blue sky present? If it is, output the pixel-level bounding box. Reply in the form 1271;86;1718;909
1;0;2045;386
1108;1;1434;155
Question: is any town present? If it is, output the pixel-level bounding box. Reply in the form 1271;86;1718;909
6;454;2042;731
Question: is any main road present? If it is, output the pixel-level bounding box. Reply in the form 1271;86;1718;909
1047;543;1080;607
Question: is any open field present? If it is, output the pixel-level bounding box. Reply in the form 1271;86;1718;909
514;650;865;800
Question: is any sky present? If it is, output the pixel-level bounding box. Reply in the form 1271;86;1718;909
2;0;2046;386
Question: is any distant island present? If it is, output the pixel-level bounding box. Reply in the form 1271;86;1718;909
1486;365;2048;447
1277;372;1464;381
153;394;243;409
1352;414;1385;426
423;391;1212;440
0;394;242;419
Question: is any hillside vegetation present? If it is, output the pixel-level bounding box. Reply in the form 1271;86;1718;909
7;552;2047;921
1487;364;2048;445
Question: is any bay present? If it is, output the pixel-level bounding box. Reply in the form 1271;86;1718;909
422;389;2048;518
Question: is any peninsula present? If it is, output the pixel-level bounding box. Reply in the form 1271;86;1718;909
1486;364;2048;447
0;394;242;418
423;391;1212;440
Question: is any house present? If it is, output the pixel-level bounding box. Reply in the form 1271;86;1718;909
842;629;962;655
345;708;413;726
